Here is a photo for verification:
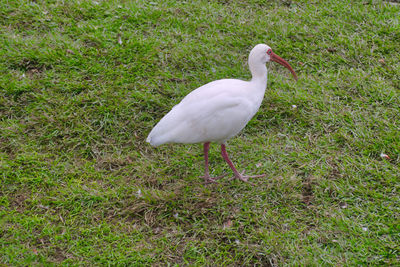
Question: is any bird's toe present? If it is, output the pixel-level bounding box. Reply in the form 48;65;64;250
201;173;227;184
229;170;266;184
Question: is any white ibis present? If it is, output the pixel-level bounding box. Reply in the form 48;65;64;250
147;44;297;183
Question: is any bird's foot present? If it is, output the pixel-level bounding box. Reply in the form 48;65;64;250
229;170;266;184
201;173;227;184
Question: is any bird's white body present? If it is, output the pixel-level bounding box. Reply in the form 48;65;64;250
147;78;267;146
147;44;271;147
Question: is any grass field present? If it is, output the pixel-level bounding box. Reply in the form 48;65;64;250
1;0;399;265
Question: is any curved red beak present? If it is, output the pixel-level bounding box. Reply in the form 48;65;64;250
270;52;298;81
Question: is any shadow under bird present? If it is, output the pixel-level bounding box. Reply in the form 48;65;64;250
147;44;298;183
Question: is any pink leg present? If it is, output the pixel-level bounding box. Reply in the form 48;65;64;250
203;142;211;178
200;142;226;183
220;144;266;183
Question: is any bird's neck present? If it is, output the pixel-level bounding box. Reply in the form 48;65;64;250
249;63;268;85
248;63;268;109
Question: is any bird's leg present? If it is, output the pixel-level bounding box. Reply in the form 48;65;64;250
220;144;266;183
200;142;226;183
203;142;212;182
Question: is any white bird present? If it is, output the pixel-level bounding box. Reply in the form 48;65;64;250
147;44;297;183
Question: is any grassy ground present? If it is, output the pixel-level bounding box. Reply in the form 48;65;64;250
1;0;399;265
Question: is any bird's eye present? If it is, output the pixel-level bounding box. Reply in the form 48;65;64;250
267;50;272;55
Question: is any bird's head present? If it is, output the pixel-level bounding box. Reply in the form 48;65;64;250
250;44;298;81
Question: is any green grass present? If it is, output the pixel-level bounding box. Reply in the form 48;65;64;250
1;0;399;265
